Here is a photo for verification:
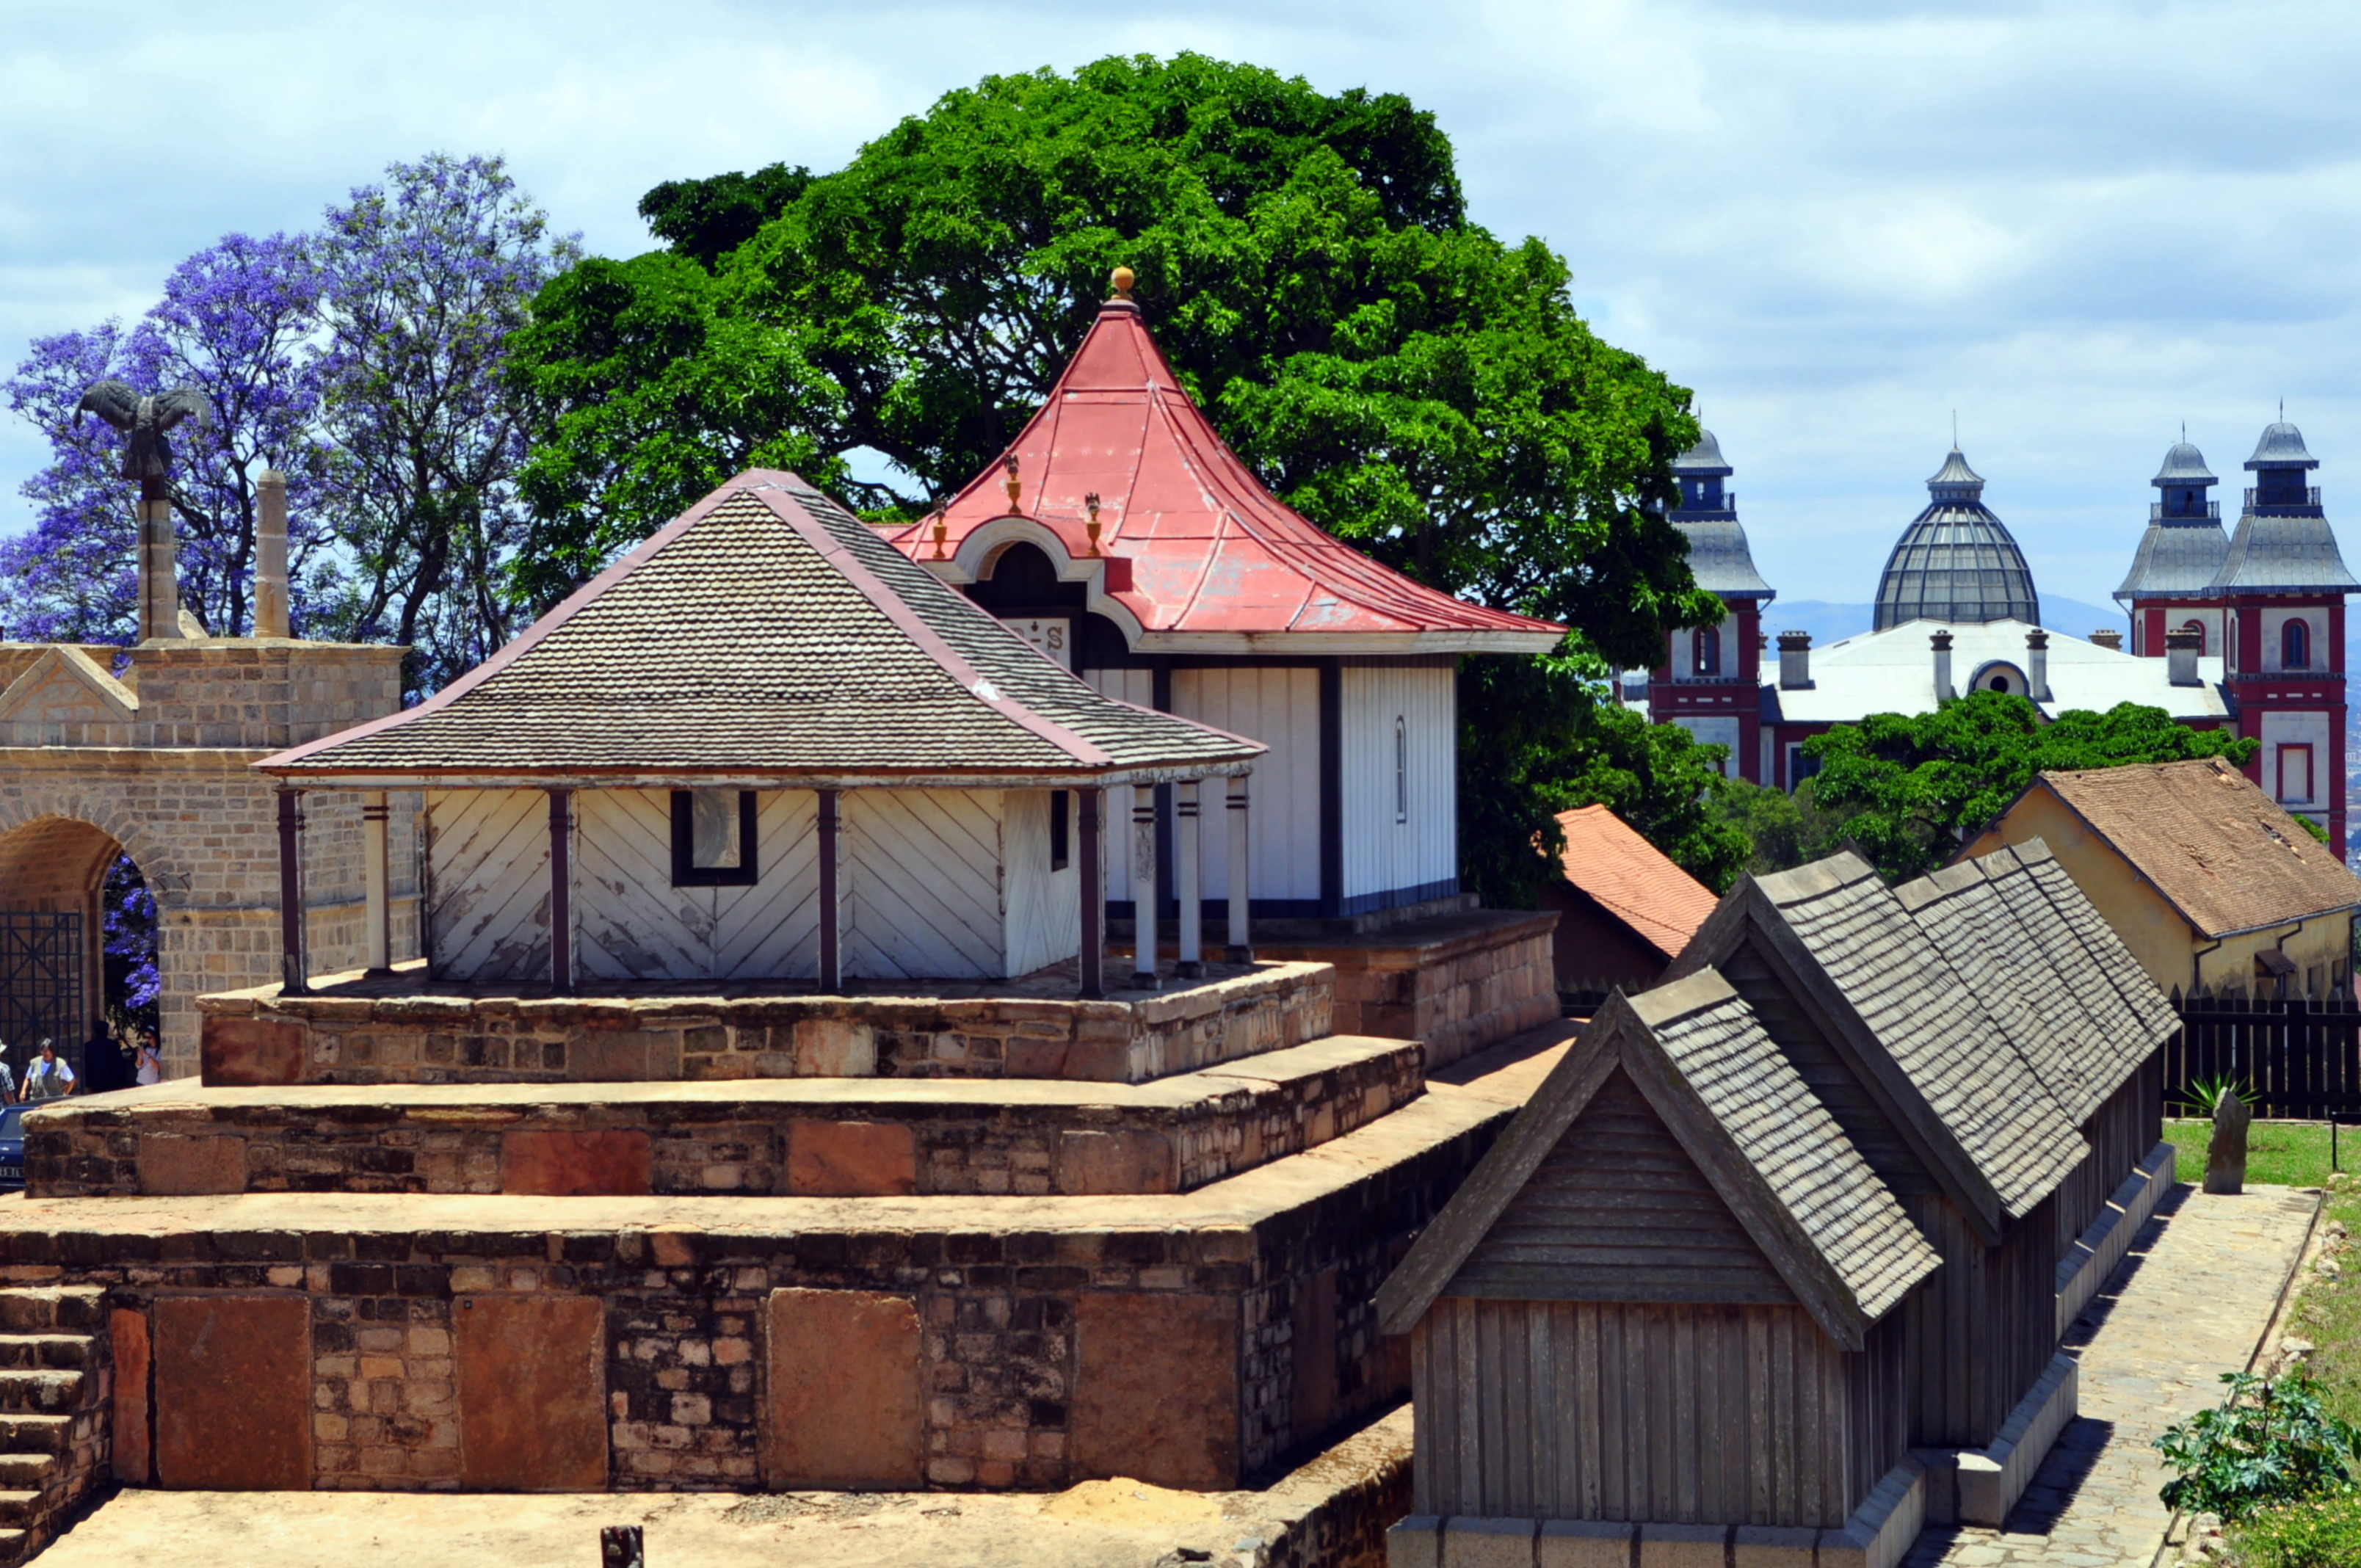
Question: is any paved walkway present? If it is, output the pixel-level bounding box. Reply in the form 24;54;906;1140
1906;1183;2318;1568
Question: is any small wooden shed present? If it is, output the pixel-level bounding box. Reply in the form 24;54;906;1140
1375;970;1939;1563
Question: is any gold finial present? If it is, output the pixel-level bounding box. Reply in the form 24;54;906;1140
1002;454;1022;512
1111;266;1134;300
928;509;948;561
1084;492;1103;557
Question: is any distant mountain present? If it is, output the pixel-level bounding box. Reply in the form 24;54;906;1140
1764;597;2128;649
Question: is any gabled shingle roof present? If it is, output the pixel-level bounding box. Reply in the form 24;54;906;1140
261;472;1262;786
2025;760;2361;939
1553;805;1720;960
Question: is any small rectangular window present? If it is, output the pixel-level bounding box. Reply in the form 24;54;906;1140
2278;744;2316;806
1051;790;1070;871
670;791;759;885
1394;717;1408;824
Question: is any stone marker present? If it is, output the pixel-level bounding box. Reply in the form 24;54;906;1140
2207;1090;2252;1195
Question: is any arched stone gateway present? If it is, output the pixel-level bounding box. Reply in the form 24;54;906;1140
0;639;416;1077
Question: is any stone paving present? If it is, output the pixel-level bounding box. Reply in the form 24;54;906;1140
1904;1182;2319;1568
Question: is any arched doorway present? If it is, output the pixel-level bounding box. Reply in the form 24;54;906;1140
0;816;150;1085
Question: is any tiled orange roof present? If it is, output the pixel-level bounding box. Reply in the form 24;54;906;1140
1553;805;1720;959
2034;758;2361;937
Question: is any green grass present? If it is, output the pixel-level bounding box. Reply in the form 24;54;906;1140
2231;1490;2361;1567
2167;1119;2349;1188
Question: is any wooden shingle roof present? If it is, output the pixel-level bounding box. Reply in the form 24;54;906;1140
261;472;1263;788
2011;759;2361;939
1553;805;1720;960
1375;969;1939;1351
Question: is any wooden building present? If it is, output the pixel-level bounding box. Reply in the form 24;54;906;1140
1540;804;1719;1009
259;471;1263;995
1376;970;1940;1567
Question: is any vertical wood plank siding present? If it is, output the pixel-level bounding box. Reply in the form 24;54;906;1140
1168;667;1323;903
1444;1070;1794;1304
1337;658;1457;905
1412;1299;1906;1527
1903;1191;2059;1448
1087;668;1158;905
425;788;551;981
2052;1050;2166;1267
844;789;1009;979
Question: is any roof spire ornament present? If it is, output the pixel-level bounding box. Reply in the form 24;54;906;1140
1084;491;1103;557
1002;454;1022;513
927;507;948;561
1110;265;1134;301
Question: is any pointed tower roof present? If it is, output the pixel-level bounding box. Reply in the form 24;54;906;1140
2155;441;2218;485
2119;438;2229;603
2213;419;2357;593
1667;429;1774;600
888;276;1564;653
1874;446;2039;630
2246;421;2319;470
1670;429;1733;477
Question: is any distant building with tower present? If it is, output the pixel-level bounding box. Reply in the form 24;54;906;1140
1639;419;2353;856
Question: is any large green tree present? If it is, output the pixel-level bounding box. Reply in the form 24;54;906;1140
508;52;1721;899
1797;691;2263;882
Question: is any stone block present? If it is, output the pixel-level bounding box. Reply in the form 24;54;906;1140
764;1288;923;1487
1639;1523;1728;1568
1446;1516;1537;1567
1387;1516;1442;1568
1732;1525;1818;1567
137;1134;248;1196
787;1120;916;1196
1291;1266;1338;1440
1537;1521;1636;1568
500;1130;652;1197
1073;1292;1239;1489
201;1015;304;1086
792;1018;877;1076
153;1294;311;1489
454;1293;607;1489
111;1305;150;1484
1053;1129;1178;1195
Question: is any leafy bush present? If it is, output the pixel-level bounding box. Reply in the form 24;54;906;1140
2177;1075;2259;1118
2230;1490;2361;1567
2157;1371;2361;1520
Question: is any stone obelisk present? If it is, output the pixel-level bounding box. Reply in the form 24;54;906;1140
253;470;291;638
137;473;181;643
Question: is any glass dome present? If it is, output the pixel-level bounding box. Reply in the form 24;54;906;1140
1874;447;2041;629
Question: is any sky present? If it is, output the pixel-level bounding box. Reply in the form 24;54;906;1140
4;0;2357;619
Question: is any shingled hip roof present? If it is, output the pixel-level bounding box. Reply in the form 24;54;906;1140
258;471;1264;788
889;292;1564;654
1553;805;1719;959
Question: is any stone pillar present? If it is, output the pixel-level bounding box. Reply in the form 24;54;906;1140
363;792;391;973
1131;794;1158;989
817;789;842;992
548;789;573;995
1078;788;1104;1000
138;482;183;644
253;468;291;638
1225;774;1252;964
276;788;306;995
1175;780;1203;980
1931;629;1955;702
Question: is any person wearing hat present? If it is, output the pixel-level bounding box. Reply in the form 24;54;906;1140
22;1040;73;1101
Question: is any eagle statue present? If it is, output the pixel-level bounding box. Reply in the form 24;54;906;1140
76;380;211;482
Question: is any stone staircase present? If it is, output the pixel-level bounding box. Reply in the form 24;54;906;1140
0;1288;109;1564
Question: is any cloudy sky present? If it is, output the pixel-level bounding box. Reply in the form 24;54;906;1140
4;0;2355;618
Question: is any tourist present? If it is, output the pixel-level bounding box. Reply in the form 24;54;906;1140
0;1049;18;1105
21;1042;73;1101
134;1033;161;1087
79;1027;124;1095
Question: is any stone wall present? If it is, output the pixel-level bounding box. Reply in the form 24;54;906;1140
1260;911;1558;1069
196;963;1338;1087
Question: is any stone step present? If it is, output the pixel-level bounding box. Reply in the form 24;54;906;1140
0;1418;70;1456
0;1492;42;1529
0;1455;56;1493
0;1528;25;1566
0;1338;90;1373
32;1034;1425;1199
0;1373;83;1417
0;1290;104;1335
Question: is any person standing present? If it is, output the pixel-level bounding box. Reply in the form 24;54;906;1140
134;1033;162;1087
22;1041;74;1101
79;1027;124;1095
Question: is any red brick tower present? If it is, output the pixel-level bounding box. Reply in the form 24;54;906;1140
1648;430;1774;782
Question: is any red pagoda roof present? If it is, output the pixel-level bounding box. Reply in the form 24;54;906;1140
882;287;1564;654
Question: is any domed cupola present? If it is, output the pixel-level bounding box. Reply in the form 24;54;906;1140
1873;446;2040;630
2115;438;2228;605
2211;417;2358;592
1668;429;1772;600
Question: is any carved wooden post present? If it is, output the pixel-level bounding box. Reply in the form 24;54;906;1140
2206;1089;2252;1195
362;792;391;973
275;788;306;995
817;789;841;992
1078;788;1104;1000
1225;774;1252;964
1175;780;1203;979
548;789;573;995
1131;794;1158;988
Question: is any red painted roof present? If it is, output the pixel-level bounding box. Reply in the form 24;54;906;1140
884;293;1564;651
1554;804;1719;959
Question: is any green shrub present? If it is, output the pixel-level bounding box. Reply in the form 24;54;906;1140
2157;1371;2361;1520
2230;1490;2361;1567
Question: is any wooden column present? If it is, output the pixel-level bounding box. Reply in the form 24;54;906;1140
275;788;306;995
362;792;391;973
817;789;841;992
1078;788;1104;1000
548;788;573;995
1175;780;1203;980
1131;794;1158;989
1225;774;1252;964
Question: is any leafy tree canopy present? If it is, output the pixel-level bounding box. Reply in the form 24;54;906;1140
1797;690;2262;882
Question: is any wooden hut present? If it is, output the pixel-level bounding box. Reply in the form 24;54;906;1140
1539;804;1719;1009
1375;970;1940;1568
258;471;1263;997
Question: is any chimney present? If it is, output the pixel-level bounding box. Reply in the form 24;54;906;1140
2166;626;2202;686
2025;627;2051;701
254;469;291;638
137;482;181;643
1777;630;1813;689
2090;628;2123;651
1932;629;1955;700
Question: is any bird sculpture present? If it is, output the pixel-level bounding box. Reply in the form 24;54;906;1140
75;380;210;483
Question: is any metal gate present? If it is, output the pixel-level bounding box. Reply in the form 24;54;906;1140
0;912;83;1078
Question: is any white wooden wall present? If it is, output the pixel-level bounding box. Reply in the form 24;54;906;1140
575;790;820;981
844;789;1009;980
1085;669;1157;904
1003;790;1081;976
1338;661;1456;904
426;788;550;982
1169;667;1322;903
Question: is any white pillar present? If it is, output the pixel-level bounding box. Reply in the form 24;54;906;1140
1175;780;1203;979
1131;794;1158;988
1225;773;1252;964
363;791;391;973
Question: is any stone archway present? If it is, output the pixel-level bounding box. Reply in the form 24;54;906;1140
0;814;148;1080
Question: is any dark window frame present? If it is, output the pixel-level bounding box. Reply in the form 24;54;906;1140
2283;617;2312;670
670;790;760;886
1051;791;1070;872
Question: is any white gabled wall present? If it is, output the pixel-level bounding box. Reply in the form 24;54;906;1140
1170;666;1324;904
1338;660;1457;905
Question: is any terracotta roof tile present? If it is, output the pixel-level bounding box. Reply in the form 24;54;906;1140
1553;804;1719;959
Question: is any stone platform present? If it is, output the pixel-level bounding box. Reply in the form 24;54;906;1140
1252;912;1558;1070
